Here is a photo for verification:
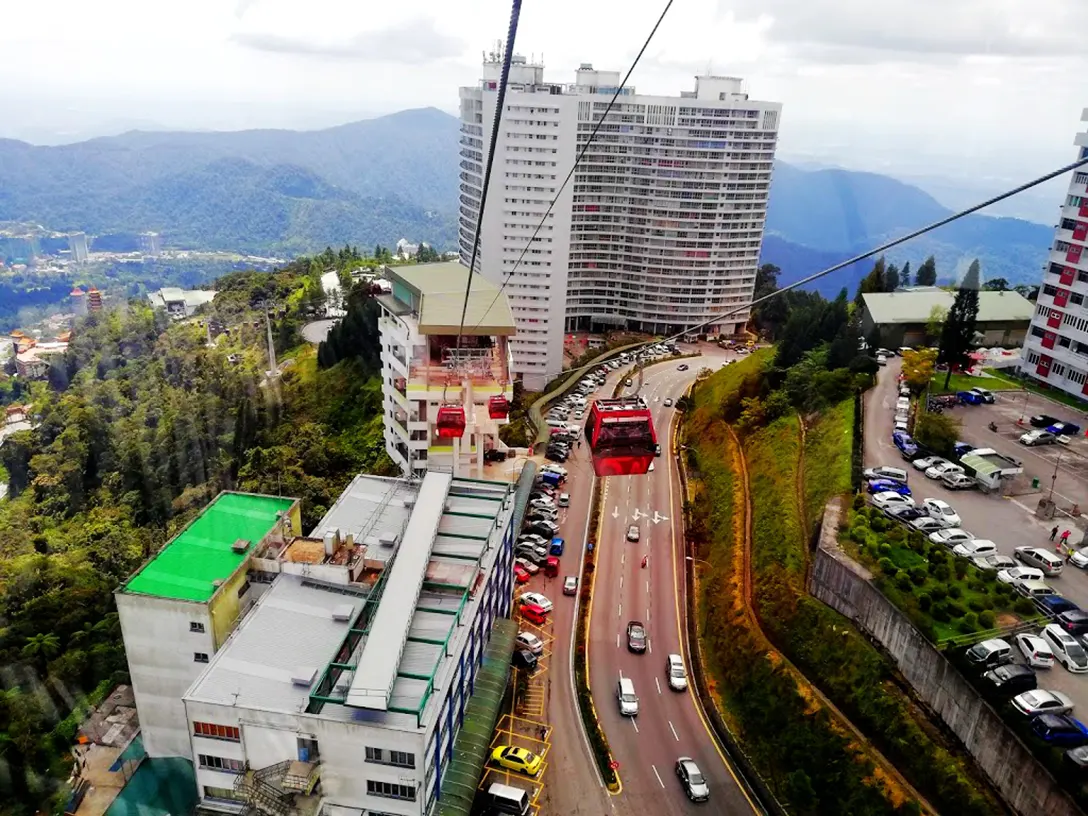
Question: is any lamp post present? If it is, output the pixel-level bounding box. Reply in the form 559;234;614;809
1049;447;1065;503
685;555;712;636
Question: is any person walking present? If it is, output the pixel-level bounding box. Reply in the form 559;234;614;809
1050;525;1059;542
1060;529;1072;552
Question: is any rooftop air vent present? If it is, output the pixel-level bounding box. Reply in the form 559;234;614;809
232;539;250;554
378;531;399;547
363;536;381;548
291;667;318;687
331;604;353;622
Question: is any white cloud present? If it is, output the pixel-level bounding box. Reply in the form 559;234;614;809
0;0;1084;205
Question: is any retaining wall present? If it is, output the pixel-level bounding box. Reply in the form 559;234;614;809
809;502;1082;816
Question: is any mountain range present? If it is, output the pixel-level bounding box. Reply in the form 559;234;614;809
0;107;1054;291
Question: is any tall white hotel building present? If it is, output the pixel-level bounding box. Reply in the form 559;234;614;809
1020;108;1088;402
459;54;782;390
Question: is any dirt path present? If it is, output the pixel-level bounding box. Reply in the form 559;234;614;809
726;426;939;815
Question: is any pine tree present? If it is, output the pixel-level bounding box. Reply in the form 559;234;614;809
900;261;911;288
938;284;980;388
961;258;981;291
885;264;900;292
916;256;937;286
854;257;886;306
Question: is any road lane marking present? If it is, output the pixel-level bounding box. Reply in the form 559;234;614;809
621;551;625;565
669;721;679;741
651;764;664;788
648;639;652;654
618;603;622;618
632;719;640;734
647;607;651;621
620;575;624;588
616;634;620;648
646;580;650;593
656;677;662;694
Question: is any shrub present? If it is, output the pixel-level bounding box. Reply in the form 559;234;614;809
907;533;926;553
1014;598;1036;616
948;584;962;599
895;570;913;591
928;548;947;566
967;597;988;613
918;592;932;611
978;610;995;629
852;493;866;510
953;559;968;579
909;566;928;586
993;581;1014;599
931;585;948;602
933;564;951;581
931;602;950;622
871;515;888;533
946;600;967;618
849;525;868;543
878;542;892;558
960;612;979;633
886;526;906;543
878;557;896;575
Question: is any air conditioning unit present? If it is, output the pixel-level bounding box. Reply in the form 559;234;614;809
331;604;353;622
232;539;250;554
291;667;318;687
378;531;399;547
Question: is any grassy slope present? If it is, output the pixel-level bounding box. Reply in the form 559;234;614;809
688;356;1004;816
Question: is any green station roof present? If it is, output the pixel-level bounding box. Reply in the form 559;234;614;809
123;493;296;602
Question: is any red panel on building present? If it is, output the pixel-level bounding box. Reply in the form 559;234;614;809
1042;332;1057;349
1069;245;1084;264
1074;222;1088;242
1082;380;1088;396
1081;203;1088;218
1037;356;1052;377
1060;266;1077;286
1054;288;1070;307
1048;310;1064;329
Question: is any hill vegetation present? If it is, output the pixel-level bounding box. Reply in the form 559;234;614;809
0;251;393;814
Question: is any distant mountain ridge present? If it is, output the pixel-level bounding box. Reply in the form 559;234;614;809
763;163;1052;295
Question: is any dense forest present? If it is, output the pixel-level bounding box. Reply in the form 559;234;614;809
0;247;394;815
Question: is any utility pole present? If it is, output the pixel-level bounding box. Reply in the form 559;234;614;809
1049;447;1064;502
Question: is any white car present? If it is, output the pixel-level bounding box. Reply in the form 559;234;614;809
952;539;997;559
530;497;556;510
1015;633;1055;668
871;491;916;510
666;654;688;691
910;516;946;534
541;464;567;478
1070;548;1088;570
1010;689;1074;717
1020;430;1057;447
925;462;964;480
928;528;975;547
912;456;948;471
627;525;641;542
1042;624;1088;674
973;553;1016;572
518;592;553;613
516;631;544;655
922;498;961;528
997;566;1045;585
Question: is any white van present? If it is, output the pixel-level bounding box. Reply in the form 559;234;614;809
964;638;1012;669
487;782;530;816
617;676;639;716
896;397;910;412
1014;579;1058;599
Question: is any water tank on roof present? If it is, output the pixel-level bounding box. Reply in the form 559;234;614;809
378;531;399;547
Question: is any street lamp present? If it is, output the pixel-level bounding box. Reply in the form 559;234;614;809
1049;447;1065;503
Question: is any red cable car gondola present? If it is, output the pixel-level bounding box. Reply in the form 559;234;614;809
488;395;510;420
586;397;657;477
435;405;467;439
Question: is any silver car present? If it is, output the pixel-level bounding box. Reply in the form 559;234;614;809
676;758;710;802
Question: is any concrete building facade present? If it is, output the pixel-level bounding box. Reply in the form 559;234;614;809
375;262;515;478
1020;108;1088;402
115;492;301;758
459;55;781;389
860;290;1033;349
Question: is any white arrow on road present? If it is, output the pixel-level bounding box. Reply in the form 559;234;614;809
652;511;670;524
612;506;619;519
632;508;646;521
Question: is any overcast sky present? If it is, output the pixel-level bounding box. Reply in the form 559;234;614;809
2;0;1086;220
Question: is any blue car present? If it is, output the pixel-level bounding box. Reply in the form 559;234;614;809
1047;421;1082;437
549;537;565;556
867;479;912;497
1035;595;1081;619
957;391;983;405
1031;714;1088;746
953;441;974;460
892;431;918;459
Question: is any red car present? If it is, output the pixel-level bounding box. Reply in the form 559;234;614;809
513;564;531;584
520;603;548;625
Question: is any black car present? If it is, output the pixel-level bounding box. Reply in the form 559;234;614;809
512;649;538;671
981;664;1037;696
884;505;926;523
484;449;508;463
1030;414;1058;428
545;450;568;463
627;621;647;653
1056;610;1088;637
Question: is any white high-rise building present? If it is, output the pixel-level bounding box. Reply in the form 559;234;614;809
459;54;782;390
1020;108;1088;402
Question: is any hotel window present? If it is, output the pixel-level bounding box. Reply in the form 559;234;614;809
193;722;241;742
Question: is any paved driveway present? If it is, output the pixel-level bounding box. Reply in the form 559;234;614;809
865;361;1088;719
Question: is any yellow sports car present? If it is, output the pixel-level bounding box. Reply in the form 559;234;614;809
490;745;543;776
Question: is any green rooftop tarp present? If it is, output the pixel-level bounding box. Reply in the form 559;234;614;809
124;493;295;602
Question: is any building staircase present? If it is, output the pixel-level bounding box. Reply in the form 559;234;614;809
233;761;293;816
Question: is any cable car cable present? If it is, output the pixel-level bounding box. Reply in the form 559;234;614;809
467;0;675;333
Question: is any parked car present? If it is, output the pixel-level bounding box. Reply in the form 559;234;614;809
516;632;544;655
884;505;927;523
872;491;916;510
515;557;540;575
867;479;912;496
518;592;553;613
964;638;1013;670
511;649;538;670
626;621;647;653
952;539;997;559
923;498;961;527
1011;689;1074;717
1020;430;1057;447
1015;633;1056;668
912;456;949;471
1042;624;1088;673
957;390;984;405
491;745;543;776
513;564;531;584
484;448;508;463
1070;548;1088;570
929;528;975;548
942;472;977;490
981;664;1038;696
997;566;1045;584
910;516;947;534
925;461;964;480
973;553;1017;572
1036;596;1081;619
1031;714;1088;746
1030;414;1058;428
675;758;710;802
1048;421;1082;436
1055;610;1088;637
893;431;919;459
863;466;909;483
1015;547;1065;576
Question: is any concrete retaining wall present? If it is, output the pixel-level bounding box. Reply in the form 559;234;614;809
809;504;1082;816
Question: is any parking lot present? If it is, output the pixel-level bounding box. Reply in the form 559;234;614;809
865;360;1088;719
